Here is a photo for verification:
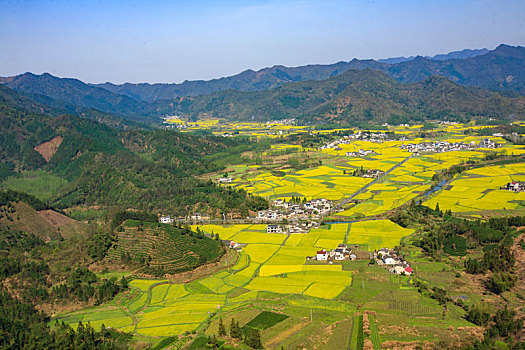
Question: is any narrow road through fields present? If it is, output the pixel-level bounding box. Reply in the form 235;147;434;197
330;154;413;214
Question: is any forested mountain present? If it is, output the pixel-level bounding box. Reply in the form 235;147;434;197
92;59;385;100
0;85;267;216
0;73;175;123
170;69;524;123
1;45;523;124
90;44;523;99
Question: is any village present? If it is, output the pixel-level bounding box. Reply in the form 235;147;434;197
400;139;499;154
257;198;333;233
318;131;407;151
158;197;334;235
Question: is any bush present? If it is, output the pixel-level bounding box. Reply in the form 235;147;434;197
487;272;517;294
443;236;467;256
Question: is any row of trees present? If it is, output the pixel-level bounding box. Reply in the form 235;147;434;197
0;289;131;349
208;318;262;349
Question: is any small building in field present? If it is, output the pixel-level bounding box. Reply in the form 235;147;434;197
267;224;283;233
229;241;240;249
217;177;232;184
317;250;328;261
191;213;202;221
272;199;289;208
505;181;525;192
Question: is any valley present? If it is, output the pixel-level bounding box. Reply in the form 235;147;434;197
1;42;525;349
19;120;522;349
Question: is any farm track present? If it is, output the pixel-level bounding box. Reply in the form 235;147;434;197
332;154;413;214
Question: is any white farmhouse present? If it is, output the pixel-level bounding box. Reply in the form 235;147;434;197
267;224;283;233
159;215;174;224
316;250;328;261
383;257;398;265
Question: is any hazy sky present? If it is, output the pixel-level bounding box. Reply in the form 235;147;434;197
1;0;524;84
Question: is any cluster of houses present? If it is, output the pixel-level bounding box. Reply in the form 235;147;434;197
318;131;405;151
159;213;209;224
400;139;500;154
266;221;318;234
345;149;379;157
258;199;333;234
311;244;357;262
266;118;296;126
161;116;188;129
504;181;525;192
374;248;413;275
258;198;333;222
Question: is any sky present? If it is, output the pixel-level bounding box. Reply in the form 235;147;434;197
1;0;524;84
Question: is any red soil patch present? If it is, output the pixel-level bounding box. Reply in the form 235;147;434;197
34;136;63;162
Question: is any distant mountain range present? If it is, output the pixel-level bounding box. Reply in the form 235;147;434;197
169;69;523;124
0;44;523;123
87;44;524;99
377;48;490;64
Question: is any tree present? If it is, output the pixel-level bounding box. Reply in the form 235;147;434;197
229;318;243;339
218;318;227;337
466;305;490;326
119;276;128;289
488;306;523;338
245;328;262;349
488;272;517;294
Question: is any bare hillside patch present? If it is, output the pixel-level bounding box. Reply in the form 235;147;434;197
34;136;63;162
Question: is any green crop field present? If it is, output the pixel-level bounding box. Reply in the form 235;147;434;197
243;311;289;331
2;170;69;202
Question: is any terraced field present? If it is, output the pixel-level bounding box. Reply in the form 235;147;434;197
106;220;223;273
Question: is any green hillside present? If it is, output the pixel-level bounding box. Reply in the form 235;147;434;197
0;85;267;216
106;220;224;275
172;69;524;123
